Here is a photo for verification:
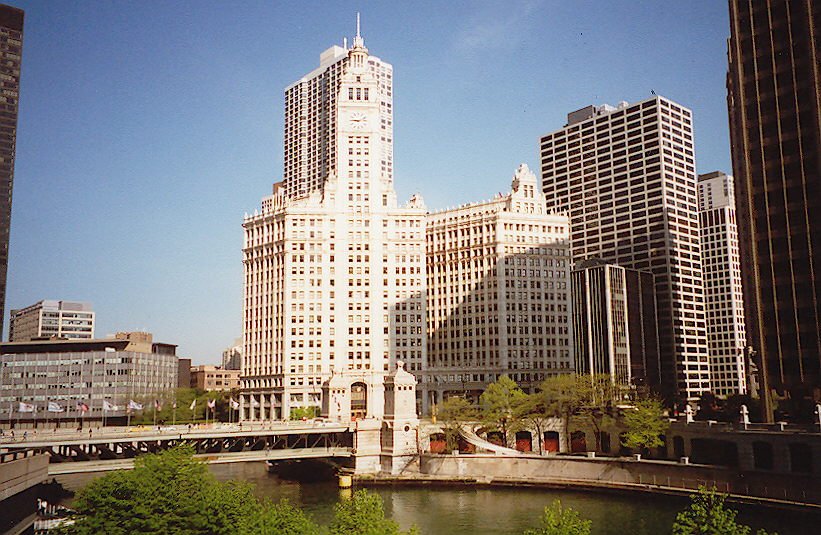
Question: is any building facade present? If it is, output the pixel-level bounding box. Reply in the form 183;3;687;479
0;5;22;341
727;0;821;405
222;338;242;370
424;164;572;411
282;16;393;200
571;259;659;388
0;337;178;425
242;25;426;422
9;300;95;342
698;171;747;397
540;97;709;399
190;365;240;392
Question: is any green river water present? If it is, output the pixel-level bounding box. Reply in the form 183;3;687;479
55;462;820;534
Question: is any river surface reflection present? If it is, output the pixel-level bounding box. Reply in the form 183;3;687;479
55;462;819;534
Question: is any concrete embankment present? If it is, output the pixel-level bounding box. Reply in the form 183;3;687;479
353;453;821;511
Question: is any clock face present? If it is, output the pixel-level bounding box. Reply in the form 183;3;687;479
349;112;368;130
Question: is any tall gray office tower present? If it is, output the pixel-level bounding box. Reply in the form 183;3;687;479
0;4;22;341
540;97;709;400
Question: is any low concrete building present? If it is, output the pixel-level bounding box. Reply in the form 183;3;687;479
0;333;179;426
190;365;240;392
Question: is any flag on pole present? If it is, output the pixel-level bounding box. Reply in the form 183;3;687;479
230;398;240;410
128;400;143;411
189;399;196;410
154;399;162;411
251;398;260;407
76;402;89;414
172;401;177;409
18;401;36;413
47;402;65;413
103;400;119;412
207;399;216;410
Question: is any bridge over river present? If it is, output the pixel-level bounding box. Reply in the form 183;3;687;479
0;421;355;476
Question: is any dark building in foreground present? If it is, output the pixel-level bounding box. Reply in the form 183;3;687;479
727;0;821;407
571;259;660;388
0;5;22;341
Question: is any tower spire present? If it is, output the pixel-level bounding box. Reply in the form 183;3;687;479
353;12;365;48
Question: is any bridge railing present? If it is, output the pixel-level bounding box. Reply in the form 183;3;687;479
0;447;39;464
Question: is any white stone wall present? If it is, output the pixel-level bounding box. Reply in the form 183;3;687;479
423;164;572;411
242;36;425;422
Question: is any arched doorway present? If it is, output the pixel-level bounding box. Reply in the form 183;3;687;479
789;443;812;473
515;431;533;452
752;441;774;470
570;431;587;453
543;431;560;453
351;382;367;420
673;436;685;458
429;432;446;454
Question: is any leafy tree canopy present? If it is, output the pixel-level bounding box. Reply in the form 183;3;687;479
672;487;775;535
437;396;478;452
59;446;318;535
480;375;527;444
621;398;669;453
522;500;592;535
329;489;418;535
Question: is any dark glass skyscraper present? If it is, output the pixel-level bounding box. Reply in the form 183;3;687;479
727;0;820;410
0;4;22;341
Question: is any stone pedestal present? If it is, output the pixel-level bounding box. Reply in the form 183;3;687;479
353;418;383;474
379;361;420;474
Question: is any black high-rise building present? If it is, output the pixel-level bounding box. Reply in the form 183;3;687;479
0;5;22;341
727;0;821;413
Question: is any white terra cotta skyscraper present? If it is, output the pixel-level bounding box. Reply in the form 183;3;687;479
241;20;426;422
698;171;747;397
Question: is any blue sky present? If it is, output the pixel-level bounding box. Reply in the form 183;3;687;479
6;0;731;363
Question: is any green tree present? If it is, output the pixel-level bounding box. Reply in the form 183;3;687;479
289;406;319;420
480;375;527;446
620;398;669;455
437;396;478;452
57;446;320;535
512;393;550;454
672;487;775;535
329;489;417;535
575;374;622;452
523;500;592;535
257;500;321;535
537;374;586;450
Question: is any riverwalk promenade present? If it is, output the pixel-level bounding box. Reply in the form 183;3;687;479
357;452;821;510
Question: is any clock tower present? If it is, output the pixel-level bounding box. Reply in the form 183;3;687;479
334;20;396;212
243;17;426;430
